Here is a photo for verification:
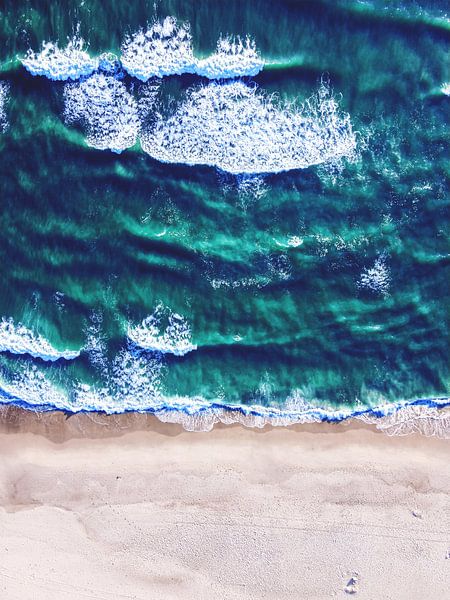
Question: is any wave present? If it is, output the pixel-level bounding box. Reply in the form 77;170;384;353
0;367;448;438
357;253;391;296
121;19;263;80
0;325;447;437
441;82;450;96
21;18;263;83
141;80;356;174
121;17;195;79
21;37;99;81
63;72;141;153
20;31;356;175
0;346;162;413
0;318;81;362
127;305;197;356
0;81;8;131
195;36;264;80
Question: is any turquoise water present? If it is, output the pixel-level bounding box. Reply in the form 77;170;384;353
0;1;448;429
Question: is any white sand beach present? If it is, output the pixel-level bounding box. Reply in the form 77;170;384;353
0;409;448;599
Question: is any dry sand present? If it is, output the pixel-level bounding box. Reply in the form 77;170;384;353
0;409;449;599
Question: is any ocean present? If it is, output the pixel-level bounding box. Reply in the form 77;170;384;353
0;0;448;432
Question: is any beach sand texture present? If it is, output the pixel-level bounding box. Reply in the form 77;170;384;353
0;410;449;599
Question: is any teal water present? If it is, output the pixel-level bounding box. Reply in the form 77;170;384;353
0;1;448;429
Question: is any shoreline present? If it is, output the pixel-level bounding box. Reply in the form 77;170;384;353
0;403;377;442
0;397;449;441
0;411;449;598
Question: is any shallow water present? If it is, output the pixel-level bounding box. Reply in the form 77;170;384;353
0;1;448;430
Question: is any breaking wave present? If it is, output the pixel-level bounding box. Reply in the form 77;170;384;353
140;80;357;174
120;17;195;79
0;318;81;362
128;305;197;356
22;18;263;82
121;18;263;80
19;26;356;174
0;317;447;437
73;347;164;412
0;81;8;131
440;82;450;96
0;366;448;438
63;72;141;153
195;35;263;80
21;37;98;81
358;253;391;296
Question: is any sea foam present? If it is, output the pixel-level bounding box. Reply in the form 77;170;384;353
22;18;263;82
154;394;450;437
121;17;196;80
63;72;140;153
128;305;197;356
121;18;264;80
71;347;164;412
0;365;69;409
0;323;447;437
0;81;8;131
0;342;163;413
358;253;391;295
140;80;356;174
195;36;264;79
0;318;81;361
21;37;98;81
0;365;447;439
440;82;450;96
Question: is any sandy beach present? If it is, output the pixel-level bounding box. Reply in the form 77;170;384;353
0;409;448;599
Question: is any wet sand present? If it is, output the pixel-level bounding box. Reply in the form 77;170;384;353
0;408;449;599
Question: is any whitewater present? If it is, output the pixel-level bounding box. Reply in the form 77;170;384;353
19;17;357;173
0;314;447;436
21;17;264;82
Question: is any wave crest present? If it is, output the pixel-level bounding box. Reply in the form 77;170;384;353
22;18;264;82
358;253;391;295
121;17;196;80
141;80;356;174
0;81;8;132
195;35;264;79
0;366;447;439
121;18;264;81
0;317;80;361
21;37;98;81
128;305;197;356
63;72;140;153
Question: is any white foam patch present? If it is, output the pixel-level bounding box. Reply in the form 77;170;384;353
236;174;269;203
73;315;164;411
0;318;80;362
128;305;197;356
83;311;108;375
152;393;450;438
359;401;450;438
72;347;164;412
0;345;163;413
440;82;450;96
63;72;140;153
358;254;391;295
195;36;264;79
0;81;8;131
121;18;264;81
140;81;356;174
21;37;98;81
0;365;69;407
121;17;196;80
